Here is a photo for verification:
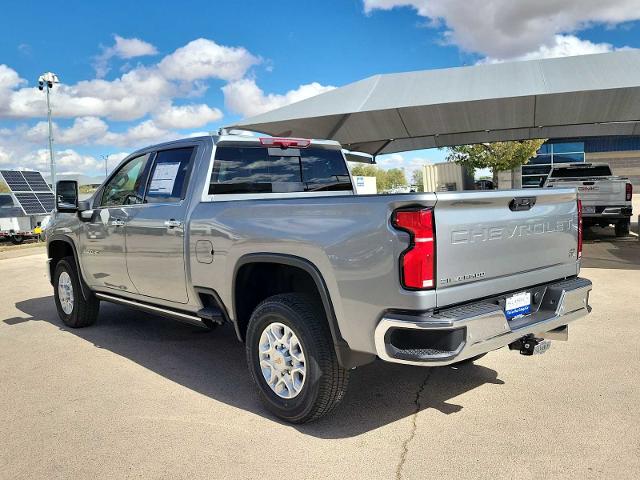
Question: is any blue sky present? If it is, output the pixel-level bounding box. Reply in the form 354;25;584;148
1;0;640;179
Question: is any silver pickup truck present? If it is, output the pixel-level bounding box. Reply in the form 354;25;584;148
47;134;592;423
545;163;633;236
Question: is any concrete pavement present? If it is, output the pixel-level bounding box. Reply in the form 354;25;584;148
0;238;639;479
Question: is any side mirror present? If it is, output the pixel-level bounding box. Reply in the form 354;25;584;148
56;180;79;213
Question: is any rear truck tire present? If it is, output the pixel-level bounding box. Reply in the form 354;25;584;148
10;235;23;245
53;256;100;328
245;293;350;424
615;220;630;237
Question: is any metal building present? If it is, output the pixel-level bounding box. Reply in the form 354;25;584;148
523;137;640;188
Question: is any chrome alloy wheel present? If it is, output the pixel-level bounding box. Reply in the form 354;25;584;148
58;271;74;315
258;322;306;399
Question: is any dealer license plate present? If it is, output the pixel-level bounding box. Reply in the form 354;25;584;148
505;291;531;319
582;206;595;214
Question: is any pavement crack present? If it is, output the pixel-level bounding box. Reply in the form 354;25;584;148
396;371;432;480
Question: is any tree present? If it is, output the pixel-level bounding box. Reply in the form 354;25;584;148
348;164;408;192
350;164;387;190
385;168;407;190
445;140;546;181
411;169;424;192
349;164;378;177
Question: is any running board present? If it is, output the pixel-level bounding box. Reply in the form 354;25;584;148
95;292;209;329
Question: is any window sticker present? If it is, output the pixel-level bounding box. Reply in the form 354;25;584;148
148;162;180;195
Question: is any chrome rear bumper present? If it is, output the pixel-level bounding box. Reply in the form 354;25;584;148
374;277;592;366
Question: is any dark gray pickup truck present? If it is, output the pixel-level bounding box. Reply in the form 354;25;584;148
46;134;592;423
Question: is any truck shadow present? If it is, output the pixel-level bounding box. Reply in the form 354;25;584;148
8;296;504;439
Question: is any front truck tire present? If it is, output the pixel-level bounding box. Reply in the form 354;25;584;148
53;256;100;328
615;219;630;237
246;293;350;423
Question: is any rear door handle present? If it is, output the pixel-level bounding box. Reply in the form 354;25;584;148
164;219;183;229
111;219;125;227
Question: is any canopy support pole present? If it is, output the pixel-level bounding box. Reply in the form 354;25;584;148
372;139;393;163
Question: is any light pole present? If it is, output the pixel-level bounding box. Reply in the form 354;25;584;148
100;154;109;179
38;72;59;192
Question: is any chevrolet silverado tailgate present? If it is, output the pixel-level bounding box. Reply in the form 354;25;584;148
433;188;579;307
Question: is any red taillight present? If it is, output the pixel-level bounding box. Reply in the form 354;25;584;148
626;183;633;201
392;208;435;290
577;199;583;259
259;137;311;149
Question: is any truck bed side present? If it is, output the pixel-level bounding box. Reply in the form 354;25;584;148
189;188;580;355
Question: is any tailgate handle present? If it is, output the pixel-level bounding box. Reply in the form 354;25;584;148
509;197;536;211
582;181;595;185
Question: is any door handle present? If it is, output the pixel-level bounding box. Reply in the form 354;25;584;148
111;219;125;227
164;219;183;229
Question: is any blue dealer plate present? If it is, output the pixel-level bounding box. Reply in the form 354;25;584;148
505;291;531;319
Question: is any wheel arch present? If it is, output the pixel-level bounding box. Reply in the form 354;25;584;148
232;253;374;369
47;235;92;300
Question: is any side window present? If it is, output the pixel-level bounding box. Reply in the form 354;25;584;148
101;153;151;207
144;147;195;204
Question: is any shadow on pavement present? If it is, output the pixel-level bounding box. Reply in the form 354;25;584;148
7;295;504;438
582;226;640;270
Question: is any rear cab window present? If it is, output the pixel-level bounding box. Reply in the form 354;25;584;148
209;145;352;195
550;165;612;178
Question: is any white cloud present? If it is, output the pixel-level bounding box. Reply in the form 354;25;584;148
1;38;247;121
58;116;110;143
376;153;430;181
363;0;640;61
55;149;102;171
25;117;110;145
95;35;158;78
0;145;11;166
481;35;624;63
100;120;177;148
158;38;259;82
153;103;222;129
3;67;174;121
222;78;335;118
0;65;27;113
104;152;130;174
0;140;129;176
112;35;158;59
186;131;210;138
0;36;330;175
19;148;102;173
0;64;25;90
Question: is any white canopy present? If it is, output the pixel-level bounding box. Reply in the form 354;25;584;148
230;51;640;156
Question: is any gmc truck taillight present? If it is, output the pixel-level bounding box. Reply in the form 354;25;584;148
577;199;583;259
392;207;435;290
626;183;633;201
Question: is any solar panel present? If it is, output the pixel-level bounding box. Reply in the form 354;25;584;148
0;171;31;192
36;192;55;212
13;192;46;215
0;194;15;207
22;171;51;192
1;170;54;215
